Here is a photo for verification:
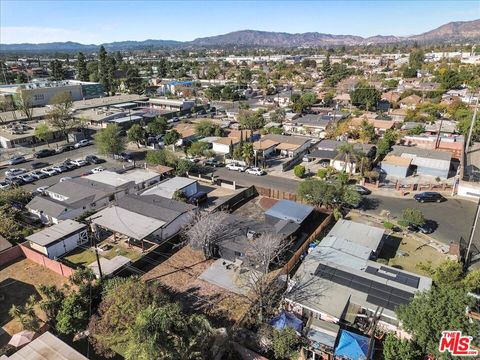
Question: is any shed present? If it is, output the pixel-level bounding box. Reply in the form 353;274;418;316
381;155;412;178
26;220;88;259
265;200;314;225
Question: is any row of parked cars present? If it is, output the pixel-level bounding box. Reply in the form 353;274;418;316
225;162;266;176
1;155;104;189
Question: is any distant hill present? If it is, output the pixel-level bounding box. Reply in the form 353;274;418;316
1;19;478;53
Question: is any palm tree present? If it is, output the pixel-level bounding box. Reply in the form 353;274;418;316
334;143;359;175
242;143;254;166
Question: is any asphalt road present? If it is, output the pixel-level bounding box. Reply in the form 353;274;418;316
214;168;480;247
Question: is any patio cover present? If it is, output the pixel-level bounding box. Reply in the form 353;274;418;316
89;206;165;240
334;330;372;360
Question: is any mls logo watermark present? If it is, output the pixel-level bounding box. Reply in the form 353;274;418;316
438;331;478;356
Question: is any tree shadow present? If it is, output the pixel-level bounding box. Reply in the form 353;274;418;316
360;197;381;211
0;277;40;330
377;235;402;261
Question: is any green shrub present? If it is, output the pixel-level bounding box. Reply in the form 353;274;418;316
293;165;306;178
317;168;328;179
383;221;394;230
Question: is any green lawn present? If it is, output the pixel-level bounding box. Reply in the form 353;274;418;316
63;244;142;266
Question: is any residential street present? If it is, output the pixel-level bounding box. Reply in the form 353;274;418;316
214;169;479;248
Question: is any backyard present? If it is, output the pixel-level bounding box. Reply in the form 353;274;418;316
0;258;69;345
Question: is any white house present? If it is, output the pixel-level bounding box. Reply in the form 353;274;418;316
141;177;199;199
26;220;88;259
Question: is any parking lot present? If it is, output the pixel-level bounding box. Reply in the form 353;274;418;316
0;144;126;192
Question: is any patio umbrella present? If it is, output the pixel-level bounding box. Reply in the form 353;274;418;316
8;330;36;348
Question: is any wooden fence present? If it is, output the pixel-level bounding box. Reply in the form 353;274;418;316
255;186;299;202
281;211;333;275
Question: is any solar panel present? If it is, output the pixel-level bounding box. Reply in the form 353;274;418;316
316;264;416;310
365;265;420;289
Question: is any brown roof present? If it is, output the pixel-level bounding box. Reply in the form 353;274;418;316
399;94;422;105
276;142;301;151
173;123;196;138
253;139;279;150
382;155;412;167
213;137;239;146
382;91;401;103
149;165;174;175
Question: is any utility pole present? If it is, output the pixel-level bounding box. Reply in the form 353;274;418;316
466;96;479;154
85;215;103;278
465;194;480;269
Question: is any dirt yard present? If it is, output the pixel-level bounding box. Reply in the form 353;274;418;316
142;245;250;327
347;211;449;275
0;258;69;344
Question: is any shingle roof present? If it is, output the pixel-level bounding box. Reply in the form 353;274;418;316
27;196;73;218
26;220;86;247
263;134;310;146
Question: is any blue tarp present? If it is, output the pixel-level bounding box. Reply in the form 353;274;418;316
269;311;303;332
334;330;372;360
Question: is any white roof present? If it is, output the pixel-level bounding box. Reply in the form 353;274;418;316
141;177;197;199
85;169;159;188
5;331;88;360
327;219;384;252
89;206;165;240
26;220;86;247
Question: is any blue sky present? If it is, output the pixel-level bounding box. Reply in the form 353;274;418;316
1;0;479;44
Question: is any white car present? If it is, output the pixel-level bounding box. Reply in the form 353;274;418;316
226;163;247;172
71;159;87;167
59;177;73;182
0;181;11;190
51;164;69;173
91;166;105;174
41;167;58;176
18;173;35;183
74;139;93;148
245;167;265;176
5;168;27;177
36;185;50;194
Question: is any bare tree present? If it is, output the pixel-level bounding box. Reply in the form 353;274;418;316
15;87;33;122
0;96;17;123
47;91;78;142
243;232;291;323
183;210;238;259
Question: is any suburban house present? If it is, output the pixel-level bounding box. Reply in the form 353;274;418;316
381;145;452;179
253;138;279;157
398;94;422;109
285;220;432;358
402;134;464;160
85;168;162;191
141;177;199;199
262;134;312;158
283;114;334;138
156;80;193;96
350;117;395;135
90;194;195;244
308;140;376;173
0;331;88;360
217;200;315;267
25;220;88;259
212;137;239;154
173;123;199;143
27;178;129;224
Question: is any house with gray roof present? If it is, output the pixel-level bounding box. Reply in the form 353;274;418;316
381;145;452;179
27;178;130;224
285;220;432;342
283;114;333;137
89;194;195;243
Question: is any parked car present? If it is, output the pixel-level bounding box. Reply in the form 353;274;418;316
204;158;224;167
245;167;265;176
114;152;133;162
6;177;25;186
5;168;27;177
85;155;105;164
34;149;56;158
353;185;372;195
19;173;35;183
71;159;87;167
30;171;48;180
408;222;434;234
55;144;75;154
52;164;69;173
413;192;445;203
31;161;49;169
74;139;93;148
61;160;78;171
187;191;208;205
36;186;50;194
40;167;58;176
91;166;105;174
226;162;247;172
8;156;26;165
59;177;73;183
302;156;312;162
0;181;11;190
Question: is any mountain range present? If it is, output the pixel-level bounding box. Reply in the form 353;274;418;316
1;19;479;53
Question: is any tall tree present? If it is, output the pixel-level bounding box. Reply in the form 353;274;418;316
124;66;143;94
96;123;126;156
47;91;78;142
127;123;146;148
15;88;34;121
76;52;89;81
34;123;53;146
98;45;110;93
49;59;64;81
